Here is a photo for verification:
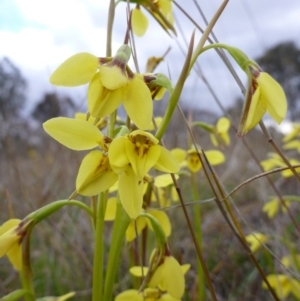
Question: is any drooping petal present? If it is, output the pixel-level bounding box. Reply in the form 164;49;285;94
161;256;185;299
50;53;99;86
99;65;129;90
220;132;230;146
147;209;171;237
205;150;225;166
154;174;178;188
124;76;153;130
129;266;149;277
88;73;124;118
244;87;267;132
258;72;287;124
118;167;144;219
154;147;180;173
171;148;186;164
7;242;22;271
132;7;149;37
0;220;21;261
126;217;147;242
125;139;161;179
216;117;230;133
76;151;118;196
43;117;104;150
210;133;218;147
148;264;164;289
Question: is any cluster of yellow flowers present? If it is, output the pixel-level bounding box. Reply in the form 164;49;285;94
43;45;180;220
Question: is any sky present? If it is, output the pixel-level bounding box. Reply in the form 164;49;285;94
0;0;300;117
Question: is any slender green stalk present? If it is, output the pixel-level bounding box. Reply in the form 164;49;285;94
191;173;205;301
92;191;108;301
103;198;131;300
20;271;34;301
106;0;115;57
21;227;35;301
155;31;194;141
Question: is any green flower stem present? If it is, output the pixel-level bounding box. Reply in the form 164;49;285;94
188;0;229;73
106;0;115;57
27;200;93;225
20;228;35;301
103;198;131;300
138;212;167;248
92;191;108;301
155;31;194;141
191;173;205;301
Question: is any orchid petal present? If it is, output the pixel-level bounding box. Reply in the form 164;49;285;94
50;53;98;86
88;73;123;118
132;8;149;37
124;76;153;130
258;72;287;124
125;139;161;179
154;147;180;173
76;150;117;196
118;167;144;219
43;117;104;150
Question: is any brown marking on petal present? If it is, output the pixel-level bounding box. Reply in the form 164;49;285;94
99;57;112;65
104;136;112;144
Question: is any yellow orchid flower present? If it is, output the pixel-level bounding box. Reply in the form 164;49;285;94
238;70;287;136
129;259;190;300
50;45;153;130
260;152;300;178
194;117;231;147
131;1;175;37
281;254;300;271
262;197;291;219
108;130;179;218
0;219;23;271
186;148;225;173
148;255;185;299
43;117;118;196
210;117;231;147
262;274;300;299
245;232;268;253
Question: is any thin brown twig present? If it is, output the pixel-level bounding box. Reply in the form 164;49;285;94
201;151;281;301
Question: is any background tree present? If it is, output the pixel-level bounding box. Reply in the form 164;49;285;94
0;57;28;151
256;42;300;121
31;92;75;123
0;57;27;120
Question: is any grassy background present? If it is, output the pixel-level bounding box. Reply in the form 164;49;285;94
1;108;300;301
